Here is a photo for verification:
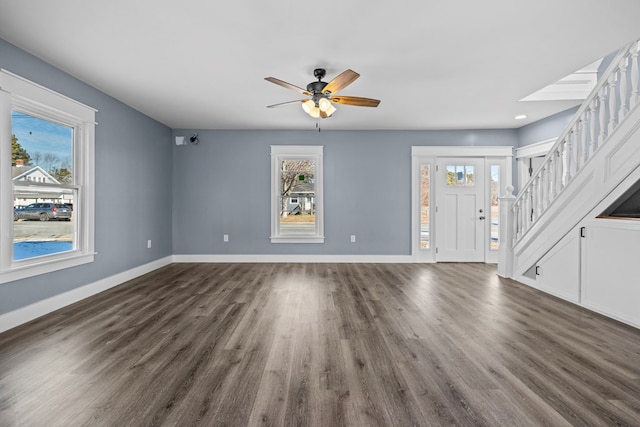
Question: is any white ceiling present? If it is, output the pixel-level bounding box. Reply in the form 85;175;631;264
1;0;639;131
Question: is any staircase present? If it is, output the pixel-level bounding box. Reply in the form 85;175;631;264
499;38;640;327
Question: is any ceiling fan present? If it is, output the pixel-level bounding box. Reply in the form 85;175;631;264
265;68;380;119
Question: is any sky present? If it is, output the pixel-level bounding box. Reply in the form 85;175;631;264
11;111;73;166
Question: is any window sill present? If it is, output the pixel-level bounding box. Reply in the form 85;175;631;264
0;252;95;284
270;236;325;244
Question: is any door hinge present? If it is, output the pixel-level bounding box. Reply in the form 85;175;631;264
580;227;586;238
436;206;438;213
435;248;438;254
436;165;439;172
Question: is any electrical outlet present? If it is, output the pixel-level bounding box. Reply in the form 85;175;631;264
350;235;356;243
223;234;229;242
147;240;152;249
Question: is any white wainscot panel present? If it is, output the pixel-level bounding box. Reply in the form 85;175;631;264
582;221;640;327
535;229;581;303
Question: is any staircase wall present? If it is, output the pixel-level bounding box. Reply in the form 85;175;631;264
512;103;640;278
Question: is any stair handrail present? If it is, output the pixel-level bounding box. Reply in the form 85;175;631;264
512;37;640;245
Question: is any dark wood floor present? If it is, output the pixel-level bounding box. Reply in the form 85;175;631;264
1;263;640;426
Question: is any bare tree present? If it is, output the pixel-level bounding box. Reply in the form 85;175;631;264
43;153;60;171
280;160;314;196
280;160;315;216
31;151;42;166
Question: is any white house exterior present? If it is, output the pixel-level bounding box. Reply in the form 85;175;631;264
11;161;72;207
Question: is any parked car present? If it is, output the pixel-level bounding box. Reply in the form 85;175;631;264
14;203;72;221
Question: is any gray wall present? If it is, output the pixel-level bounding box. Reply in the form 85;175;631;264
517;106;578;147
0;39;173;316
172;129;517;256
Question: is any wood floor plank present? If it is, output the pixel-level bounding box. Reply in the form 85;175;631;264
2;262;640;426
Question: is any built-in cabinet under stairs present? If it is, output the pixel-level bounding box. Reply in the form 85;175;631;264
499;38;640;329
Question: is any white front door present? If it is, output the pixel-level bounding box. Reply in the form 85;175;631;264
435;158;486;262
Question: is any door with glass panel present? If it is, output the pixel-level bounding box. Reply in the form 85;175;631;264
435;158;485;262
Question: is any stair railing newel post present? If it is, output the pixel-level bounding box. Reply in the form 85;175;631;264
497;185;516;278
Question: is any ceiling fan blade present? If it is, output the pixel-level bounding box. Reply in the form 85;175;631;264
267;99;307;108
265;77;312;96
322;69;360;94
331;96;380;107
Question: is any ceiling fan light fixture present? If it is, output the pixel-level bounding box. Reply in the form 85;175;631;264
318;97;331;111
318;97;336;117
302;99;320;118
325;104;337;117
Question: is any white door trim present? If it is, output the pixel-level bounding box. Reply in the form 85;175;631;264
411;146;513;263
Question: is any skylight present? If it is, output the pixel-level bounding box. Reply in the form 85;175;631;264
520;58;603;102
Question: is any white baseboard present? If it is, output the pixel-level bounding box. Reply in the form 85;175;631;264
172;254;416;263
0;256;173;334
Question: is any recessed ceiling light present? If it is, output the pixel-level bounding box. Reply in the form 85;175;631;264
515;114;528;120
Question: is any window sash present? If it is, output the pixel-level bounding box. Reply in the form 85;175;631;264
270;145;324;243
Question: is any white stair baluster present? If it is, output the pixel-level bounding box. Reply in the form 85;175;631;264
545;162;552;207
589;100;598;155
557;144;565;192
631;42;639;108
549;152;557;200
598;86;607;146
564;134;573;184
618;53;629;120
574;121;582;172
608;73;618;134
524;188;531;230
514;203;521;241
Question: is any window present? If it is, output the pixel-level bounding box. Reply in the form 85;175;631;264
446;164;475;186
270;145;324;243
420;164;430;249
0;69;96;284
490;164;501;250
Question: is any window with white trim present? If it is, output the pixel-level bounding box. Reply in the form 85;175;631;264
0;70;96;284
270;145;324;243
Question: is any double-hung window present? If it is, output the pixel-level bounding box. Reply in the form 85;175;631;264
0;70;96;283
270;145;324;243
